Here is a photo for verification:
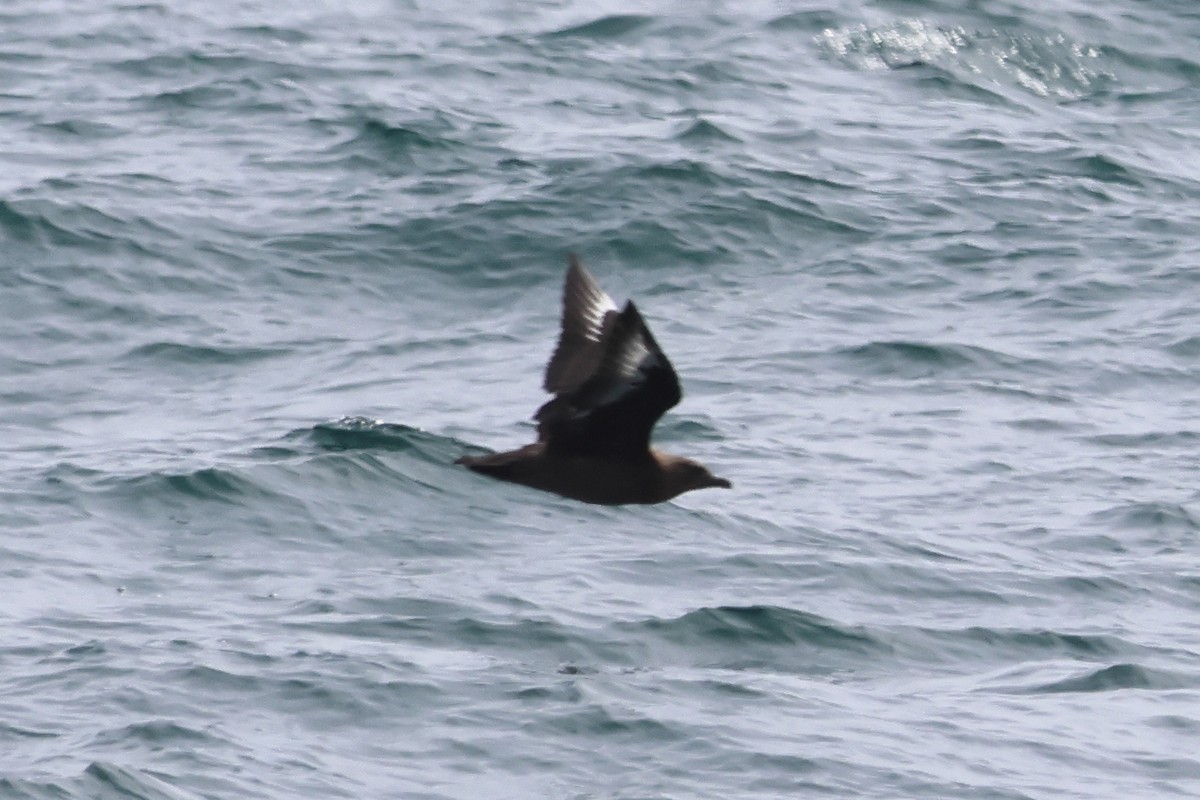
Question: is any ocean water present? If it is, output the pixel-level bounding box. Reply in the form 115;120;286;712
2;0;1199;797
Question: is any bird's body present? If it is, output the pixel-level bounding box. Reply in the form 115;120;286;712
456;255;730;505
460;444;718;506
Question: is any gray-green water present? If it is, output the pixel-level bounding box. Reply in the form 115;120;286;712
3;1;1199;798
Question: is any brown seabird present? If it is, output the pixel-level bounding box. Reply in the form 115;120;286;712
456;255;731;505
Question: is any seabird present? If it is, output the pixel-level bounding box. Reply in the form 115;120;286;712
456;255;731;505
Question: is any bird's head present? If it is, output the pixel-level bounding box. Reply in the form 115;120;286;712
658;454;732;499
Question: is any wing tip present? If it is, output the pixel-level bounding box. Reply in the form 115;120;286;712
564;253;599;299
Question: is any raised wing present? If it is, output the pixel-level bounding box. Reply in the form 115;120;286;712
543;254;620;395
536;258;682;458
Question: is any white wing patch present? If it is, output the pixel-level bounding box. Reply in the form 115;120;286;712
579;288;618;342
613;333;651;380
572;263;619;343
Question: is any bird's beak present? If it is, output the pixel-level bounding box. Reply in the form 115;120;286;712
707;476;732;489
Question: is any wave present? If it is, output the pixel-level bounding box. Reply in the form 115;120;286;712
43;420;473;527
319;113;463;174
620;605;889;671
615;604;1176;676
675;118;741;144
610;606;1157;677
0;197;164;251
114;465;284;505
546;14;655;41
1090;501;1200;535
305;417;470;465
0;761;207;800
926;626;1122;661
121;341;287;366
1083;430;1200;449
831;340;1051;379
1014;662;1197;694
817;19;1118;101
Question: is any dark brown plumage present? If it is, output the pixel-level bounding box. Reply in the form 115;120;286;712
456;255;730;505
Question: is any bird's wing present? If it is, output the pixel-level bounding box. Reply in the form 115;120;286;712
536;259;681;458
542;254;620;395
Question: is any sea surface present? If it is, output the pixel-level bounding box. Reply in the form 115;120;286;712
3;1;1199;798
